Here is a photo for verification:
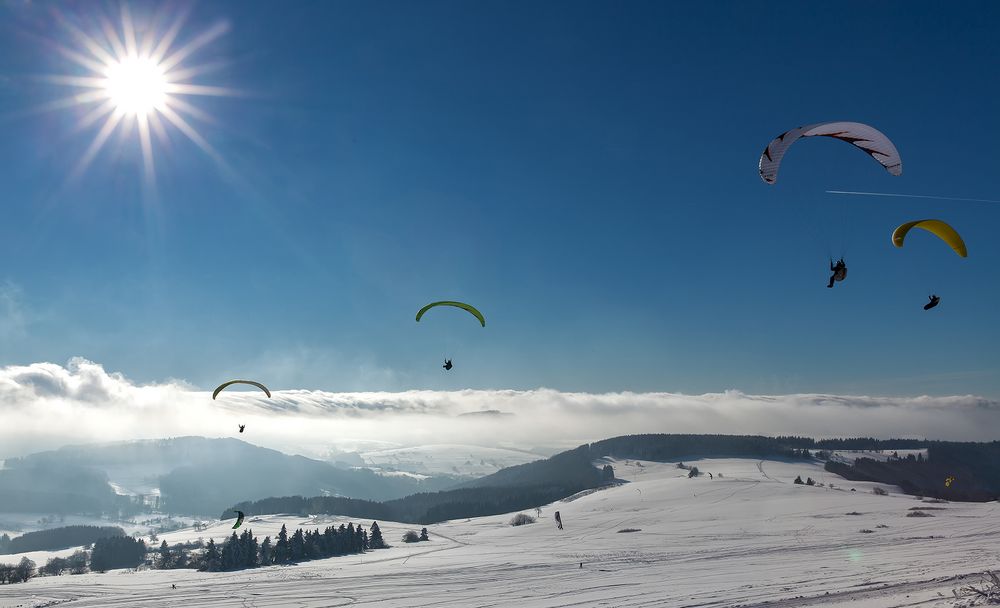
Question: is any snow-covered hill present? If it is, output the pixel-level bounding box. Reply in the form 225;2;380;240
2;457;997;607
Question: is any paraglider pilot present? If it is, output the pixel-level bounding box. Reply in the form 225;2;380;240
443;359;453;371
238;424;245;433
924;295;940;310
827;258;847;288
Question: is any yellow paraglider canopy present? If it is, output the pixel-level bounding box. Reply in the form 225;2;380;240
891;219;967;258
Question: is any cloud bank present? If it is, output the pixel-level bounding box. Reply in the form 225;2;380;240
1;358;997;460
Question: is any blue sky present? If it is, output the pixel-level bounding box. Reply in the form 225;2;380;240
0;0;997;397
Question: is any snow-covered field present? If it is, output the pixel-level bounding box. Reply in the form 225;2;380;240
3;457;998;607
359;443;543;477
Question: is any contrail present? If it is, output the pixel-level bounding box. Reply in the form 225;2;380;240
826;190;1000;204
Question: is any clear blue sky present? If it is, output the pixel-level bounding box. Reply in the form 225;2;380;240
0;0;997;397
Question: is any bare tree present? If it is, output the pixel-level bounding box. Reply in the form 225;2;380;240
953;571;1000;603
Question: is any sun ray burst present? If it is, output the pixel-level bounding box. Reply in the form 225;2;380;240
40;5;236;189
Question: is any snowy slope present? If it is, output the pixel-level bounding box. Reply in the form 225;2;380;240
2;457;998;608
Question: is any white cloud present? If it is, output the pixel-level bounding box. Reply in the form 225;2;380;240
0;359;997;460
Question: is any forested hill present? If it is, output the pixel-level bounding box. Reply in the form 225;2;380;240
587;434;1000;501
3;437;457;517
585;434;937;461
229;435;1000;524
231;445;603;524
586;434;813;460
826;441;1000;502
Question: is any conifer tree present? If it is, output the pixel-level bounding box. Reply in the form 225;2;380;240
355;526;365;552
201;538;220;572
346;523;355;552
369;522;387;549
158;540;172;569
274;524;290;564
259;536;272;566
420;528;429;542
290;528;305;562
246;531;259;568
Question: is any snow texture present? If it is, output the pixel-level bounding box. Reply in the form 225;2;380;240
1;458;997;607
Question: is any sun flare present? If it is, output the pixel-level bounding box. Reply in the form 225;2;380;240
104;56;168;117
42;6;234;186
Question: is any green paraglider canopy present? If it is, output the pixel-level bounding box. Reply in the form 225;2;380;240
232;510;245;529
212;380;272;400
415;301;485;327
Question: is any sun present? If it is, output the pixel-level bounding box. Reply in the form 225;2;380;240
104;55;168;117
41;5;234;186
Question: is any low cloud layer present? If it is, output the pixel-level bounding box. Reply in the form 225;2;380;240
1;358;998;460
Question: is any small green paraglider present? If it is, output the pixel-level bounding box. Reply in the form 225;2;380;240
212;380;271;400
415;301;485;327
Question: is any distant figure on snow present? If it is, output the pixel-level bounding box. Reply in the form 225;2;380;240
708;472;713;479
579;562;583;569
171;584;177;589
443;359;453;371
555;511;563;530
924;295;940;310
238;424;245;433
828;258;847;288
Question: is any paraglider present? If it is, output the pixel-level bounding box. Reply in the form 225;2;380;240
828;258;847;288
759;122;902;185
415;301;485;327
892;220;967;257
924;295;941;310
212;380;272;400
238;424;245;433
554;511;563;530
442;359;453;371
232;510;245;529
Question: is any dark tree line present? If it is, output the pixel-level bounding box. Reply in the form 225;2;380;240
232;483;596;526
230;447;607;525
152;521;388;572
0;536;146;583
826;442;1000;502
0;525;125;554
90;536;147;572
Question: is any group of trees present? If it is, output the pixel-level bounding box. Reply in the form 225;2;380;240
154;521;388;573
825;442;1000;502
9;536;147;583
3;521;390;584
0;558;36;584
38;551;88;576
1;526;143;584
794;476;817;486
0;525;125;554
402;528;430;542
90;536;147;572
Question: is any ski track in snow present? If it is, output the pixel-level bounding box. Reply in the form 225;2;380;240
2;458;998;608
